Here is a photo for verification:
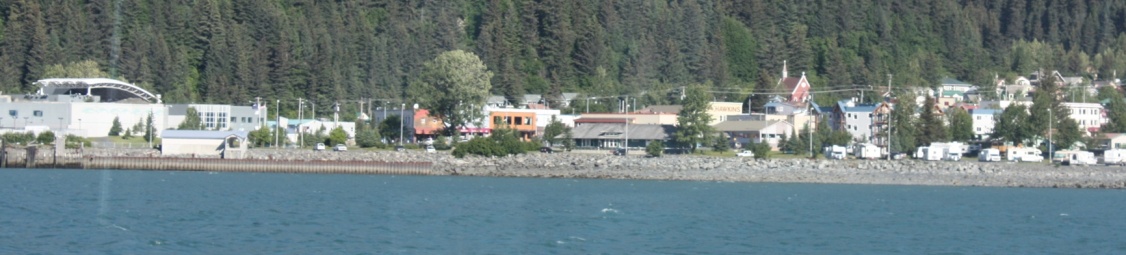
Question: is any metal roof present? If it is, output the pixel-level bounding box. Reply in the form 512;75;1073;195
569;123;674;140
162;130;249;139
36;78;161;103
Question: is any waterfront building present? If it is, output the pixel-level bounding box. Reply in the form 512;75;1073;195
0;78;165;138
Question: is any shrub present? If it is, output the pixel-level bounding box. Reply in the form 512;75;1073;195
646;141;663;157
750;142;772;159
36;131;56;145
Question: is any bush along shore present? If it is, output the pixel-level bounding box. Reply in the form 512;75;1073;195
59;148;1126;189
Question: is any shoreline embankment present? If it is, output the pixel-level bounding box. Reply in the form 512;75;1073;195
5;147;1126;189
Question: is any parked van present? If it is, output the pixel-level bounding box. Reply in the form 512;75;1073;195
1103;149;1126;166
1007;147;1043;162
978;148;1002;162
915;146;944;161
1052;150;1079;164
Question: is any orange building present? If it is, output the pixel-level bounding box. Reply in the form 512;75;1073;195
489;110;537;139
413;109;445;140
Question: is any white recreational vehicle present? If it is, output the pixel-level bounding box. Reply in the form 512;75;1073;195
854;143;882;160
825;145;848;160
1006;147;1043;162
1103;149;1126;166
978;148;1002;162
1061;151;1097;166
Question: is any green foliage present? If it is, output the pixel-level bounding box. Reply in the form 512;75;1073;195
64;134;92;149
108;117;122;136
749;142;772;159
6;0;1126;120
178;107;204;130
379;115;403;144
122;127;134;139
890;93;918;153
143;113;154;142
562;131;575;151
411;50;493;135
712;133;730;152
42;60;110;78
948;108;974;142
327;126;348;146
248;126;277;147
993;104;1034;146
542;115;568;146
354;128;382;148
1098;86;1126;133
36;131;56;144
432;136;451;150
917;96;948;146
646;140;664;157
450;127;537;158
2;132;35;145
674;85;714;152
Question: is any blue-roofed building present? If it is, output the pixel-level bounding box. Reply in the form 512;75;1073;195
970;108;999;140
831;99;887;144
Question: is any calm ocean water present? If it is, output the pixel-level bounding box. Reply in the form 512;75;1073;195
1;168;1124;254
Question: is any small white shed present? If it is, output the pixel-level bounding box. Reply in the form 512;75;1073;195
161;130;249;158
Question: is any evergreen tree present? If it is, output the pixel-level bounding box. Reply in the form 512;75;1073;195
108;117;123;136
890;94;918;153
178;107;204;130
917;96;948;146
674;85;714;152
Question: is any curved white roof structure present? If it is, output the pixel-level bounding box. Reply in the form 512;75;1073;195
35;78;161;103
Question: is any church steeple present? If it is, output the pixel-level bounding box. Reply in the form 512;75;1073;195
782;60;788;78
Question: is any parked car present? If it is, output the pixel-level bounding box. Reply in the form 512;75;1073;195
736;150;755;157
539;147;554;153
314;143;326;151
333;144;347;151
612;148;628;156
425;145;436;153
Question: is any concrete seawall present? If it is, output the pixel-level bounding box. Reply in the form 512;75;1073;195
1;146;435;175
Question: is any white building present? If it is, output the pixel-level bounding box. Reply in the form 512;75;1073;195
1062;102;1105;132
970;109;999;140
834;99;880;143
0;78;166;138
166;104;266;131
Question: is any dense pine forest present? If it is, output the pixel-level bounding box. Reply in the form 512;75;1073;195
4;0;1126;115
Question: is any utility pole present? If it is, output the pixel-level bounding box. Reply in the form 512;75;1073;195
275;99;280;149
887;73;893;160
298;98;304;147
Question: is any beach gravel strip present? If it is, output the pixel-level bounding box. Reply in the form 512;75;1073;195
68;148;1126;189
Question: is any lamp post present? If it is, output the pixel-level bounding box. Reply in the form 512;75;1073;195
399;103;405;146
275;99;280;149
1049;108;1053;164
412;103;419;143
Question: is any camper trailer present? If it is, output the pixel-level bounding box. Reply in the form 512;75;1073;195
1063;151;1097;166
854;143;882;160
931;142;965;161
915;146;944;161
1007;147;1044;162
978;148;1002;162
826;145;847;160
1103;149;1126;166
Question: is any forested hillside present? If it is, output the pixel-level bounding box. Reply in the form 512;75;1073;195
4;0;1126;115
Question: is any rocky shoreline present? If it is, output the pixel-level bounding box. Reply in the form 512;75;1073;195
72;148;1126;189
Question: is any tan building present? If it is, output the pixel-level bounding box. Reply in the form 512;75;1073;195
160;130;248;158
578;112;678;125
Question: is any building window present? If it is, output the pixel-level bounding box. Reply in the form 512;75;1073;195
218;112;228;129
9;110;16;117
205;112;215;129
33;110;43;117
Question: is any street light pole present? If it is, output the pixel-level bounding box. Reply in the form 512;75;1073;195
399;103;405;146
1049;108;1053;164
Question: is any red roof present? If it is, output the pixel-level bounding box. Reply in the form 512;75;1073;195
781;77;802;92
